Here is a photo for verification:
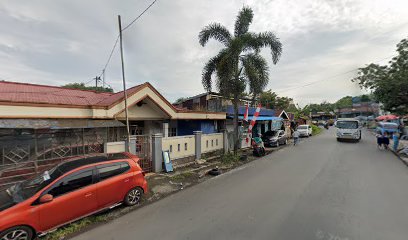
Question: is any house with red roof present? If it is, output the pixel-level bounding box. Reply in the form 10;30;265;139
0;81;226;176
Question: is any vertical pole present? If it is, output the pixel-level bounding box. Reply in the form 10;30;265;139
102;69;106;88
82;128;85;155
34;129;38;173
95;76;98;88
118;15;131;152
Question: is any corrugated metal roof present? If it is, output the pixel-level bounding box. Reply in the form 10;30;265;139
0;81;143;107
0;119;125;129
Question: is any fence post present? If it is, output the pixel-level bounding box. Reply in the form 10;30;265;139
222;129;228;154
151;133;163;173
193;131;202;161
129;137;136;155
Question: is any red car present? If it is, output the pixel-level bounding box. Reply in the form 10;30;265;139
0;152;148;240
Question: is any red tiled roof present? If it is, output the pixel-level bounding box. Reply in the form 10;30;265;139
0;81;143;107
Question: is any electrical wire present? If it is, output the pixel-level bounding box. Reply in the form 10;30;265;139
90;0;159;88
277;54;397;93
121;0;158;32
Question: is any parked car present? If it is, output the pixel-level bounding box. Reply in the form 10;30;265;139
297;125;312;137
0;152;148;240
262;130;288;147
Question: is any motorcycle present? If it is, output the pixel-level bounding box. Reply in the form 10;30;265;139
252;136;266;157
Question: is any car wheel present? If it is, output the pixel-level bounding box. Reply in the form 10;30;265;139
0;226;34;240
124;187;143;206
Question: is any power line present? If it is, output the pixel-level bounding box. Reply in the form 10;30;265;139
92;0;159;88
278;54;397;94
121;0;158;31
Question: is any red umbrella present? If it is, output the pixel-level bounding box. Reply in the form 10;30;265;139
376;114;399;121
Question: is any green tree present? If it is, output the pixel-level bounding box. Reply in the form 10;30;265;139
334;96;352;109
174;97;187;105
259;90;277;108
199;6;282;153
62;83;113;93
352;38;408;115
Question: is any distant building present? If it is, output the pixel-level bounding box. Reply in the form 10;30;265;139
335;102;380;118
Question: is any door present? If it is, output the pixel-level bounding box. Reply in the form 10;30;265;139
95;162;132;208
38;168;97;231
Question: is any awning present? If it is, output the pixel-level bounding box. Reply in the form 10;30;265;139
227;116;283;121
0;119;125;129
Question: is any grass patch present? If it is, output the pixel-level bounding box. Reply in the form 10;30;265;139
311;125;323;136
220;152;240;164
44;214;109;240
169;171;194;181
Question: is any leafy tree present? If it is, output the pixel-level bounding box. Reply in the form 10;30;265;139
334;96;352;109
259;90;294;110
259;90;277;108
352;38;408;115
199;6;282;153
62;83;113;93
174;97;188;105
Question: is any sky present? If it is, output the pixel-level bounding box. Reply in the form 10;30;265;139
0;0;407;107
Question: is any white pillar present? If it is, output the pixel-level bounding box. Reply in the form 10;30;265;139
163;122;169;138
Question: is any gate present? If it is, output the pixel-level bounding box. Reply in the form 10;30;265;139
130;135;152;173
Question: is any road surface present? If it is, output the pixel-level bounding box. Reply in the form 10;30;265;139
72;128;408;240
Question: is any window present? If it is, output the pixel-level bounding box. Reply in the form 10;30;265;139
216;139;218;146
97;162;130;181
170;145;173;152
169;128;177;137
184;143;188;151
178;144;181;152
206;140;209;148
211;140;214;147
47;169;93;198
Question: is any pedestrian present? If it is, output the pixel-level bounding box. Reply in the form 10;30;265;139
376;130;383;149
383;132;390;149
293;128;300;146
393;132;400;152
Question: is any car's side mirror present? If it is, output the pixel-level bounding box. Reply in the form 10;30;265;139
39;194;53;204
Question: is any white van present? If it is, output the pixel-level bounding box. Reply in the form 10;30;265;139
335;118;361;142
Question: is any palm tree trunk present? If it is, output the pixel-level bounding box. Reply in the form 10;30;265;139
233;94;240;155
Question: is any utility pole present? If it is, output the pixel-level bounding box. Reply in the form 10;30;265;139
94;76;101;88
118;15;131;151
102;69;105;88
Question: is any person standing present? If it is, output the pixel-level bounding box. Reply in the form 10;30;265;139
293;129;300;146
393;132;400;151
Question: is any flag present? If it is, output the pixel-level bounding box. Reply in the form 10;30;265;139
246;104;261;142
243;104;249;122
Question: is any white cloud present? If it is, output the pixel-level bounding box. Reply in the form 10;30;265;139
0;0;407;106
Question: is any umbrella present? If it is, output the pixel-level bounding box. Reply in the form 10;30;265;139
376;114;399;121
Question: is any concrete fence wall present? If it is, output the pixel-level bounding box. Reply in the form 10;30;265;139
201;133;223;153
162;135;195;160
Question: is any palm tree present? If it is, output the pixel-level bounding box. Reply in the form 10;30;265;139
199;6;282;154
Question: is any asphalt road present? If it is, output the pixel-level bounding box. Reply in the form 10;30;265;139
72;128;408;240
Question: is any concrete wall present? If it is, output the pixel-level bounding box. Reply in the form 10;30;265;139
201;133;223;153
162;135;195;160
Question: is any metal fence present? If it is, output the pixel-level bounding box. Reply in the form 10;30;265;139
0;128;106;189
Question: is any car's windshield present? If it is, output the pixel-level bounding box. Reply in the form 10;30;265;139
298;126;307;129
264;131;278;137
10;166;63;202
337;121;358;129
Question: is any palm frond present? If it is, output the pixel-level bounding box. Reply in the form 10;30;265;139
199;23;232;47
242;53;269;95
234;7;253;37
202;49;229;92
256;31;282;64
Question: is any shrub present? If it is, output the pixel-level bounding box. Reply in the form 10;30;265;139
311;125;323;136
221;152;240;164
